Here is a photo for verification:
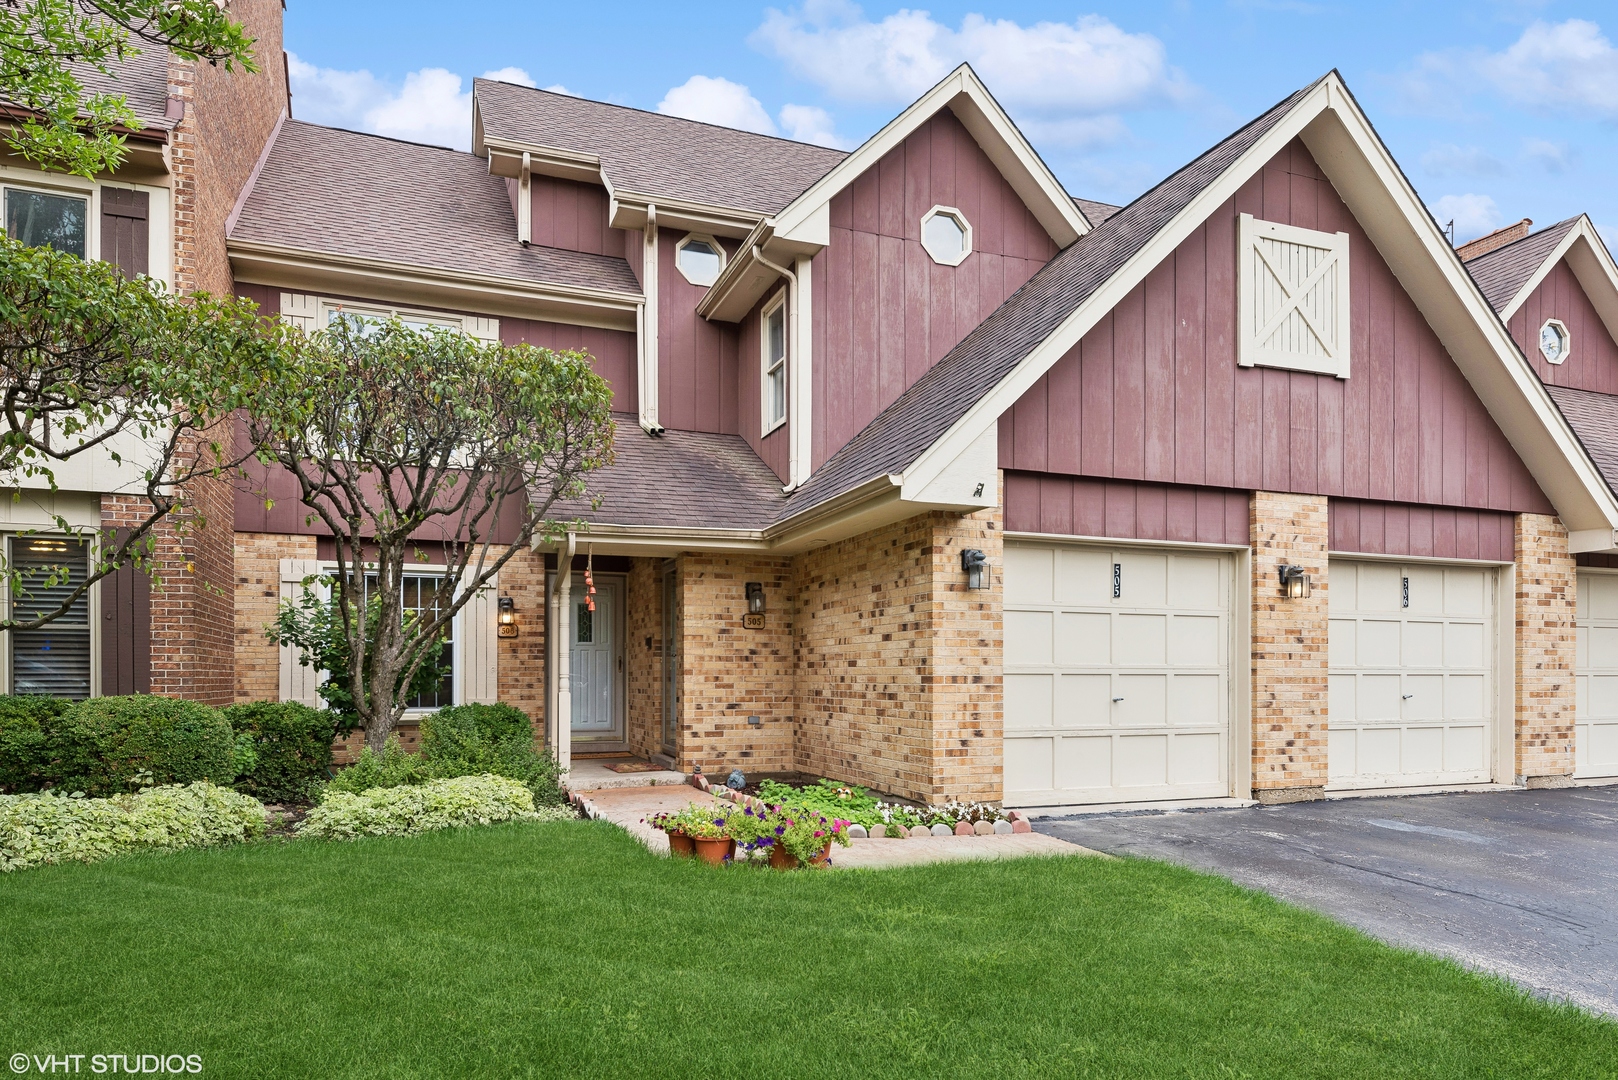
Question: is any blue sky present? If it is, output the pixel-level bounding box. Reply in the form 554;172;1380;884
285;1;1618;246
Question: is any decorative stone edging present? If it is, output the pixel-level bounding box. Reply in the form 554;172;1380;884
706;784;1034;836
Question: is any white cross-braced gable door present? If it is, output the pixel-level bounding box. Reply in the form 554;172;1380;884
1238;213;1351;379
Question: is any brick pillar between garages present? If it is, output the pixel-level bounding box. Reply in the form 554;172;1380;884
1514;513;1576;787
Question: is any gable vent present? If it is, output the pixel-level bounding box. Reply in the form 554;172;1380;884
1238;213;1351;379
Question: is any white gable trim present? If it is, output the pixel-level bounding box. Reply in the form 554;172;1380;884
1495;217;1618;353
772;64;1086;249
898;73;1618;539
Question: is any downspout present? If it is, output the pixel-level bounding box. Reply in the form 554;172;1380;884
752;245;803;492
517;151;532;246
555;533;575;773
639;205;663;435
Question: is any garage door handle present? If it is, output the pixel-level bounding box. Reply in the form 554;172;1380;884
1112;697;1124;703
1402;694;1413;700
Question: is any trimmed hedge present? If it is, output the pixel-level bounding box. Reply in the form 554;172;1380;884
0;696;69;793
45;696;236;797
420;704;563;806
0;782;267;872
224;702;336;804
298;774;568;840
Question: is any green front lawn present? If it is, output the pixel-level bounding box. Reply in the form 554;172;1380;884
0;821;1611;1079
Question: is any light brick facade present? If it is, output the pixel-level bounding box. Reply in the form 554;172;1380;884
1513;513;1577;786
624;557;666;762
495;546;548;727
233;531;317;703
1249;491;1330;802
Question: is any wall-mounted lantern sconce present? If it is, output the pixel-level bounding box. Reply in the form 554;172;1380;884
498;595;518;637
745;582;766;615
1278;565;1311;600
961;548;988;590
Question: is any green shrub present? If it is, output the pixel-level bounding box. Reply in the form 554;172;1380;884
325;737;431;796
224;701;337;805
0;782;267;872
45;696;236;797
0;696;69;793
297;774;569;840
420;704;563;807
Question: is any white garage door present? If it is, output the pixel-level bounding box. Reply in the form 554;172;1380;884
1328;560;1496;789
1003;542;1233;807
1576;571;1618;779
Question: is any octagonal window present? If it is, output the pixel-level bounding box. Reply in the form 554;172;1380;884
675;234;725;286
921;206;972;266
1539;318;1570;365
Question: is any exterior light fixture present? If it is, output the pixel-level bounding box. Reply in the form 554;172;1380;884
1278;565;1311;600
745;582;766;615
497;596;518;637
961;548;988;590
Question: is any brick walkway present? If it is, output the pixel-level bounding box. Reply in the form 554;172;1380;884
574;785;1099;868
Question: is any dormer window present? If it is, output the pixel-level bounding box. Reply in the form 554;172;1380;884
1539;318;1570;365
921;205;971;266
675;234;724;286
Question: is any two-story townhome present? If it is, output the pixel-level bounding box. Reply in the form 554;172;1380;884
220;50;1618;810
0;0;286;708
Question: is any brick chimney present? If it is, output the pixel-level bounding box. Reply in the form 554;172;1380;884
1457;218;1533;263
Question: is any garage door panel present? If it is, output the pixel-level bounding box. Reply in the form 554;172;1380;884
1357;563;1402;611
1169;615;1221;666
1114;613;1167;666
1446;674;1485;719
1590;626;1618;668
1445;621;1485;668
1055;548;1113;606
1590;674;1618;715
1585;723;1618;772
1005;610;1053;665
1402;621;1444;667
1444;568;1485;616
1358;621;1401;667
1006;673;1053;727
1329;618;1357;667
1403;725;1444;772
1403;674;1444;720
1328;727;1356;778
1588;573;1618;621
1358;726;1402;775
1005;541;1232;807
1114;674;1168;727
1359;674;1402;720
1168;674;1222;726
1444;725;1486;773
1055;674;1111;727
1328;674;1356;719
1576;571;1618;778
1405;566;1444;615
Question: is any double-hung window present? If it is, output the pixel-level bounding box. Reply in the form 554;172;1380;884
4;187;87;258
762;291;787;434
9;537;92;699
354;571;455;711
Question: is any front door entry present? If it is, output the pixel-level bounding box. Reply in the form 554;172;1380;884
570;574;621;738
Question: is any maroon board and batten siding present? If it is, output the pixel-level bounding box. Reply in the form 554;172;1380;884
1507;257;1618;394
736;282;789;480
999;137;1554;525
1004;473;1250;546
812;108;1058;471
1329;499;1516;563
658;228;742;439
502;318;637;416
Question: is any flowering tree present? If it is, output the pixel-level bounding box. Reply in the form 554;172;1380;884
0;0;256;176
248;318;615;753
0;233;289;630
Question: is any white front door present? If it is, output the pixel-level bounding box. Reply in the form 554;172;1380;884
1003;541;1234;807
1576;571;1618;779
570;575;620;735
1328;560;1495;788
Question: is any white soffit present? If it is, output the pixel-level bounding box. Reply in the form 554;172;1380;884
900;72;1618;536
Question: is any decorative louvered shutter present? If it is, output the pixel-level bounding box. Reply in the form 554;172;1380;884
279;293;319;333
1238;213;1351;378
278;558;325;705
456;569;498;704
100;188;149;278
465;316;500;342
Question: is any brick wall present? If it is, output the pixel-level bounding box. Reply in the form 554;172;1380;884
1514;513;1577;786
495;546;548;731
625;557;665;761
1250;491;1330;802
677;554;795;775
793;502;1003;804
233;531;317;702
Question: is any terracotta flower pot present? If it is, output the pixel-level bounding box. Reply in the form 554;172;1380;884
693;836;734;865
807;841;833;867
666;830;696;858
770;841;833;869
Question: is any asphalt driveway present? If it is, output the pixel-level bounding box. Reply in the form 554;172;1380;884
1037;786;1618;1016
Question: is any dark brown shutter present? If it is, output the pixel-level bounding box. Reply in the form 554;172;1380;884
99;532;151;695
100;188;149;278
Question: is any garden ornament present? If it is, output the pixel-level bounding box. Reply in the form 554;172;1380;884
726;769;747;790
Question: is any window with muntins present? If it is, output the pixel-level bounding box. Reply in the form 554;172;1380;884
5;188;86;258
10;536;91;699
358;571;455;710
762;294;787;433
1237;213;1351;378
675;234;724;286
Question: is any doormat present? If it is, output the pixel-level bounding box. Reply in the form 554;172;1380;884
604;761;665;774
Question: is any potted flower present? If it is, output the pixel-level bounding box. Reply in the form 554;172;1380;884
756;806;851;869
682;804;735;865
649;810;696;858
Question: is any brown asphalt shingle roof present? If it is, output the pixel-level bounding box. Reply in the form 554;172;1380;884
775;80;1319;525
229;121;641;295
552;417;786;530
74;48;173;129
1463;217;1579;313
1073;196;1122;227
474;79;847;216
1545;385;1618;499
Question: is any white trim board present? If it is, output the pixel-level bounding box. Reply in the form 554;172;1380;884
1493;216;1618;367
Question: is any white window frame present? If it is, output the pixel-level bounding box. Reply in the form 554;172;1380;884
920;204;973;267
2;531;100;700
0;166;172;289
1237;213;1352;379
1539;318;1571;365
674;233;726;287
761;287;788;436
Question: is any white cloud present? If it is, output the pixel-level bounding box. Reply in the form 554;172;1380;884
751;3;1191;146
1419;143;1505;178
1432;193;1502;242
288;53;472;149
657;75;778;135
779;103;849;147
1403;20;1618;119
542;84;575;96
482;67;536;88
1523;136;1575;173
